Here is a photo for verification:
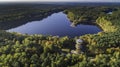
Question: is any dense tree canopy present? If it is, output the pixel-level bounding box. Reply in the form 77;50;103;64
0;4;65;30
0;4;120;67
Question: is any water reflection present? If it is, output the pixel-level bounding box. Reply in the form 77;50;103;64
7;12;101;37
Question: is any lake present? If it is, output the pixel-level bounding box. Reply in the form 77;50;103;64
7;12;101;37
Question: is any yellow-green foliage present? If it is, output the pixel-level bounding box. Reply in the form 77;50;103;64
67;12;75;21
96;17;117;32
0;6;120;67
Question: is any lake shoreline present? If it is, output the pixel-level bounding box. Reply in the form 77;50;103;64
7;12;101;37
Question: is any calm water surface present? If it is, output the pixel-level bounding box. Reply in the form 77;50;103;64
7;12;101;37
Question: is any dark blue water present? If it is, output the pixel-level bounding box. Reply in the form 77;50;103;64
7;12;101;37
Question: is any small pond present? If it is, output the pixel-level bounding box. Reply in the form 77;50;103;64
7;12;101;37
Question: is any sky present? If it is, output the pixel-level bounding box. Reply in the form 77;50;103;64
0;0;119;2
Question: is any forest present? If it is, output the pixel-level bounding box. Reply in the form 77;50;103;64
0;4;120;67
0;4;65;30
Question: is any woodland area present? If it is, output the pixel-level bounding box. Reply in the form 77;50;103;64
0;4;65;30
0;4;120;67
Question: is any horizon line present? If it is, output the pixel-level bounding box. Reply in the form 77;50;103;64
0;1;120;3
